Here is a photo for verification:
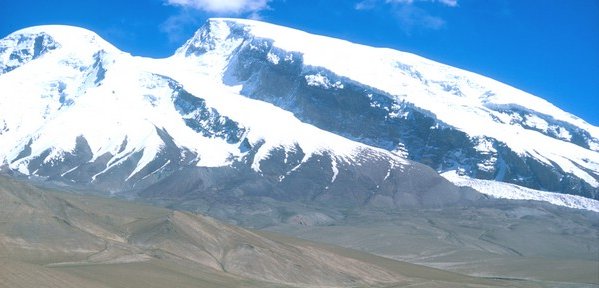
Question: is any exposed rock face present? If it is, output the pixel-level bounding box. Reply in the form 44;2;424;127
0;32;59;74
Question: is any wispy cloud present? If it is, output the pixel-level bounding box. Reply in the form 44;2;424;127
355;0;378;10
395;5;446;32
385;0;457;7
436;0;458;7
355;0;458;33
160;0;272;43
165;0;271;14
160;10;201;43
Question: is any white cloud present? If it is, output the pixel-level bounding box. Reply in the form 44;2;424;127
165;0;271;14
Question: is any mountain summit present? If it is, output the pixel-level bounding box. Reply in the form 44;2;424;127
0;19;597;211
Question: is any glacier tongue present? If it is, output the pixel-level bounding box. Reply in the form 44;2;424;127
442;170;599;212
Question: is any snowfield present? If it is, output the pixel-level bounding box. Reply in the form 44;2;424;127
442;170;599;212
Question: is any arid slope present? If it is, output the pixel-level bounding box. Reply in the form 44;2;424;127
0;176;534;288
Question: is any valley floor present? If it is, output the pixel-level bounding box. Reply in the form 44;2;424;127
264;204;599;287
0;175;546;288
1;175;598;287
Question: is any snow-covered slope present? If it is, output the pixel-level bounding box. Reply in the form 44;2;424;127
1;23;430;207
176;18;598;198
0;19;597;210
442;170;599;212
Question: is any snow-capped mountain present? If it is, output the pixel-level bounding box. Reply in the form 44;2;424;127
0;19;597;211
177;19;598;199
0;23;476;209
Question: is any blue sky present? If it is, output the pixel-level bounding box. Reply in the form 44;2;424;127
1;0;597;125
